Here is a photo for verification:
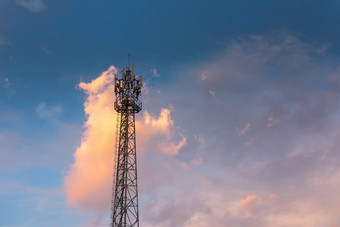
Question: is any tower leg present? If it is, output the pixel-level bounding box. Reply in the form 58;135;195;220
111;112;139;227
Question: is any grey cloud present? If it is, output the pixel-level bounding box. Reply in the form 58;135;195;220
14;0;47;13
0;33;10;46
41;45;53;55
138;31;340;226
36;102;62;119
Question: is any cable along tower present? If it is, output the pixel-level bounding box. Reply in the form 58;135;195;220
111;62;143;227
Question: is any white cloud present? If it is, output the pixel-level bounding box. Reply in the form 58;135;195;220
1;77;11;89
152;68;160;77
4;78;10;88
14;0;47;13
36;102;62;119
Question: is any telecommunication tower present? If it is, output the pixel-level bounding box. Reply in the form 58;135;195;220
111;61;143;227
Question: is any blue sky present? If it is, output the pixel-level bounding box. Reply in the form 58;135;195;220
1;0;340;226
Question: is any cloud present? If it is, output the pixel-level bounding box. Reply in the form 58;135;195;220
201;72;207;80
208;89;215;97
63;66;118;211
14;0;47;13
36;102;62;119
152;68;160;77
191;157;203;166
64;66;185;213
0;114;81;173
159;135;186;155
41;45;53;55
3;78;10;88
239;122;251;135
195;135;205;149
0;33;10;46
138;31;340;226
244;136;256;147
0;181;86;227
239;195;258;211
137;109;187;155
1;77;11;89
63;32;340;226
266;116;278;127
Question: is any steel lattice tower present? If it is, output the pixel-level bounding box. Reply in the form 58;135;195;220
111;62;142;227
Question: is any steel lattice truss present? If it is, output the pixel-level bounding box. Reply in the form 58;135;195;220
111;64;142;227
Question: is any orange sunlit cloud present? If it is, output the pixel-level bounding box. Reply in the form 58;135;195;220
64;66;186;211
239;194;258;211
137;109;186;155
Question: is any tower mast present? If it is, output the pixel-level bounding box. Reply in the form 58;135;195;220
111;61;143;227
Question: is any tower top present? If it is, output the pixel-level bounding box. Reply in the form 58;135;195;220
114;63;143;113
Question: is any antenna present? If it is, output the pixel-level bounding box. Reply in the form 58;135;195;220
128;53;131;69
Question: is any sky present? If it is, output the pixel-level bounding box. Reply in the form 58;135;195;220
1;0;340;226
